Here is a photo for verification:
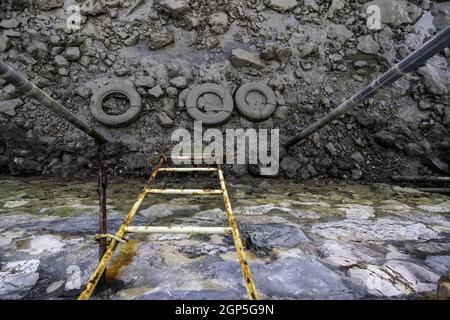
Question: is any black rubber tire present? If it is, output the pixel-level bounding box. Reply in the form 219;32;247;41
90;83;142;128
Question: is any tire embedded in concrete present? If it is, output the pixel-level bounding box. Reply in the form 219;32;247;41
235;83;276;122
90;82;142;127
185;83;234;126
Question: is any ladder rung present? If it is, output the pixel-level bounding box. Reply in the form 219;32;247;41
169;155;217;161
158;167;218;172
125;226;232;234
145;188;223;195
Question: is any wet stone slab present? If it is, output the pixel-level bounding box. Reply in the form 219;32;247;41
311;218;442;242
0;178;449;299
251;256;354;299
241;223;310;252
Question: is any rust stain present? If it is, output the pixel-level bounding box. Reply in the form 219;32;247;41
77;156;165;300
105;239;139;283
14;239;31;250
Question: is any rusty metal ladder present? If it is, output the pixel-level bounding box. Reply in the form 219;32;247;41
77;154;258;300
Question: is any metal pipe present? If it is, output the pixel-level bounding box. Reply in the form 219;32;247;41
0;60;108;144
283;25;450;150
157;167;218;172
145;188;223;195
125;226;233;234
95;233;126;243
97;167;108;286
417;188;450;195
392;176;450;183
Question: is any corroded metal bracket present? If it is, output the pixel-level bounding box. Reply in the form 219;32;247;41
95;233;128;244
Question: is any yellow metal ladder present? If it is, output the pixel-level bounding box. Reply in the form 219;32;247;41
77;154;258;300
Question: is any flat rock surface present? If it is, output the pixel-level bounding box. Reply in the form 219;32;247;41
0;178;449;299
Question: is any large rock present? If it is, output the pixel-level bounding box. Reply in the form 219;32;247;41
208;12;229;34
135;76;156;88
237;204;288;216
295;67;325;84
280;156;301;178
364;0;422;26
65;47;81;62
0;99;21;117
326;24;354;42
230;49;264;69
349;261;439;297
267;0;298;13
0;260;40;298
318;240;383;267
418;56;450;96
431;2;450;31
156;112;174;128
374;130;395;147
195;254;352;299
242;223;310;251
27;40;49;59
148;85;164;98
425;256;450;275
54;55;68;66
253;257;352;299
36;0;64;11
327;0;345;17
312;218;441;241
170;76;188;89
80;0;106;16
0;19;20;29
357;35;381;54
156;0;190;16
149;30;174;50
0;34;11;52
337;204;375;220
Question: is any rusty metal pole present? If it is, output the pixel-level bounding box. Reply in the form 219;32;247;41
97;166;108;286
392;176;450;183
78;156;166;300
0;60;108;144
216;162;259;300
283;24;450;151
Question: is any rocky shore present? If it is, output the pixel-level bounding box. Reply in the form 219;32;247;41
0;0;449;181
